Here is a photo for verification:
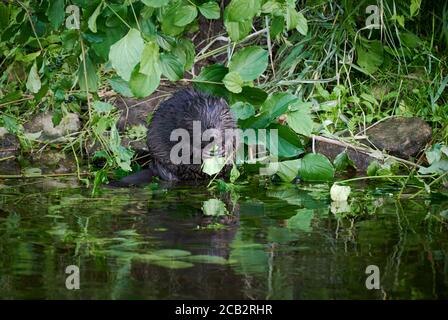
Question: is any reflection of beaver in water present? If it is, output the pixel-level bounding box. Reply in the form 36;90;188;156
114;89;238;186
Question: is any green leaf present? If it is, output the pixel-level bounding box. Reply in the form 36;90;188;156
202;156;226;176
230;102;255;120
109;28;144;81
199;2;220;19
267;124;304;158
223;71;243;93
419;159;448;174
356;39;384;75
93;101;115;114
334;151;356;171
129;64;161;98
270;15;284;38
231;87;268;105
228;46;268;81
108;77;133;97
194;64;228;97
159;53;184;81
202;199;229;216
410;0;421;17
140;41;160;76
88;2;103;33
296;12;308;35
141;0;169;8
226;0;260;22
230;164;240;183
287;209;314;232
46;0;65;29
171;38;195;70
26;62;41;93
269;159;301;182
224;18;252;42
287;102;313;137
285;6;299;31
367;161;381;176
299;153;334;181
78;55;98;92
174;5;197;27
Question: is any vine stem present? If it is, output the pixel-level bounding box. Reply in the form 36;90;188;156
337;175;435;185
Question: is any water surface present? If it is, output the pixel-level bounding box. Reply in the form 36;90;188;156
0;178;447;299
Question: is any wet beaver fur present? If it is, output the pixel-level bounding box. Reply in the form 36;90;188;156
114;89;238;186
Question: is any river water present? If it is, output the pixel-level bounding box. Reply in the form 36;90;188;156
0;177;447;299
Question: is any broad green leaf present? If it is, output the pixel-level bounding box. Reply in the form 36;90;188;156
109;28;144;81
174;5;197;27
108;77;133;97
141;0;169;7
226;0;260;22
46;0;65;29
230;87;268;105
78;55;98;92
224;18;252;42
129;64;160;98
267;124;304;158
299;153;334;181
199;2;220;19
171;38;195;70
296;12;308;35
287;209;314;232
367;161;380;176
356;39;384;75
261;1;281;13
88;2;103;33
419;159;448;174
228;46;268;81
202;156;226;175
269;159;301;182
223;71;243;93
140;41;160;76
270;15;284;38
202;199;229;216
230;164;240;183
287;102;313;137
410;0;421;16
334;151;356;171
230;102;255;120
285;6;299;31
26;62;41;93
93;101;114;114
160;53;184;81
194;64;228;97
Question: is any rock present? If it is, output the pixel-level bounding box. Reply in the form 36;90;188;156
365;117;431;159
314;138;378;173
29;150;77;174
24;112;80;141
0;127;20;158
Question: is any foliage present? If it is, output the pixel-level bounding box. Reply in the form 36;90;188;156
0;0;447;190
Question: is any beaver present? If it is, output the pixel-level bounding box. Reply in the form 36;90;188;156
113;89;238;186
